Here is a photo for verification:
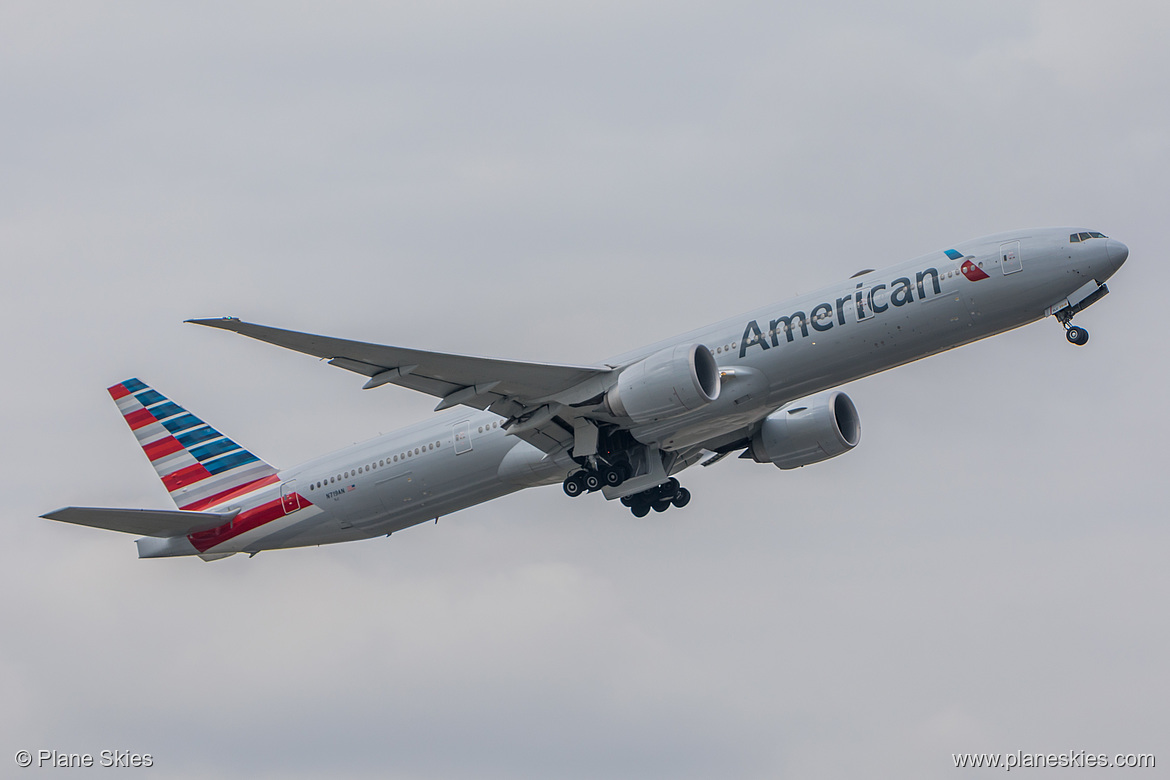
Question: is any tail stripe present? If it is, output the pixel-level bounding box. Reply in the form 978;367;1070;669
164;462;274;508
134;389;167;406
181;470;280;511
143;436;185;461
124;409;157;430
176;426;222;448
108;378;278;511
147;401;184;420
205;450;259;474
190;439;239;460
162;463;213;490
161;414;203;434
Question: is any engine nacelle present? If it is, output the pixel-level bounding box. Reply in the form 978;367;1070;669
606;343;720;425
748;391;861;469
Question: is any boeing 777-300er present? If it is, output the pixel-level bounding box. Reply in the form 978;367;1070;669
44;228;1128;560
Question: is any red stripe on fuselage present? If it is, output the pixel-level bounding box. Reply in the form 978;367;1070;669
162;462;213;491
144;436;184;461
124;408;156;430
108;383;131;400
179;473;281;512
187;494;312;553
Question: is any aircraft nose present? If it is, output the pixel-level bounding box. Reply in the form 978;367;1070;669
1106;238;1129;270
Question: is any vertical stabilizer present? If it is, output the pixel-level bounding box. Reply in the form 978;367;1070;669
108;379;279;510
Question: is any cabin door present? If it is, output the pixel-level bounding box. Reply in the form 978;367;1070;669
280;480;300;514
1000;241;1022;275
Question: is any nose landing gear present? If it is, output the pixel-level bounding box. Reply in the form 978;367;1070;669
1065;324;1089;345
1053;281;1109;347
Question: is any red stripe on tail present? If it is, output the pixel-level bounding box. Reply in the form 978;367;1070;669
143;436;184;461
188;494;312;553
179;474;281;512
124;408;156;430
161;463;213;491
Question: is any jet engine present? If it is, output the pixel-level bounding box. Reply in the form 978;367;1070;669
605;343;720;425
748;391;861;469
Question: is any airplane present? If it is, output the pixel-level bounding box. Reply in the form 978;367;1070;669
43;227;1128;561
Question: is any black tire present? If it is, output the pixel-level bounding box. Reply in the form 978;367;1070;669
1066;326;1089;345
652;499;671;513
631;503;650;518
620;496;633;507
584;472;602;492
563;474;584;498
672;487;691;508
603;466;624;487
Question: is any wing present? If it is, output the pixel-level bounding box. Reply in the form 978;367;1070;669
188;318;615;454
42;507;238;537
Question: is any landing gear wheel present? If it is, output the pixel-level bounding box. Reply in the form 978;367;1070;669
562;473;585;498
652;499;671;513
631;502;651;518
1066;325;1089;345
671;487;691;508
584;472;602;492
603;465;625;487
620;496;633;507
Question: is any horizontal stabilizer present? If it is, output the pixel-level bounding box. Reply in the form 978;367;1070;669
42;506;239;538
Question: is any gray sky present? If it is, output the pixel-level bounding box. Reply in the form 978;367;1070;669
2;2;1167;778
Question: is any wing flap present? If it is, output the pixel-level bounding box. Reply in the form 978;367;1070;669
42;507;238;538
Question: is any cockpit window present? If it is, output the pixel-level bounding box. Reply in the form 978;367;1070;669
1070;231;1108;243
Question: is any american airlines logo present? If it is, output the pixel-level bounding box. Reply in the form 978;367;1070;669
739;264;964;358
946;248;990;281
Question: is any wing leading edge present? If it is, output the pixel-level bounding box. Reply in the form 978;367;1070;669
188;318;615;454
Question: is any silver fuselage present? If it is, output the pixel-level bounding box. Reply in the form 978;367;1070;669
138;227;1127;557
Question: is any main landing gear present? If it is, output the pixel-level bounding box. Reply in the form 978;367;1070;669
562;462;632;498
619;478;691;518
562;469;691;517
